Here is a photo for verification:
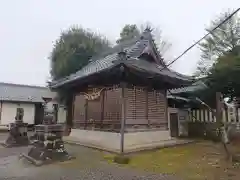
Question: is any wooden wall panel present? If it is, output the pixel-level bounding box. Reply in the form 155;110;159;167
125;87;167;129
147;90;156;124
148;90;167;128
103;88;121;130
156;90;168;129
125;88;136;124
72;86;167;131
135;88;147;124
86;94;102;129
73;93;86;128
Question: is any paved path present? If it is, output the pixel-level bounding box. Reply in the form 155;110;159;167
0;133;179;180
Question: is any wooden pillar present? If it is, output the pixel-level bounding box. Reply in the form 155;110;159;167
224;106;229;123
53;104;58;123
216;92;223;126
66;94;74;127
100;91;105;129
84;99;88;129
235;105;239;123
145;90;149;126
120;82;126;154
0;101;2;123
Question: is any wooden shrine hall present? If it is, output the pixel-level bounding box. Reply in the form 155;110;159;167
50;29;193;153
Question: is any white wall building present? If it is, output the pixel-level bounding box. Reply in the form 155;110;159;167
0;82;66;128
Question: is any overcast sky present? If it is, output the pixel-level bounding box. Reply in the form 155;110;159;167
0;0;239;86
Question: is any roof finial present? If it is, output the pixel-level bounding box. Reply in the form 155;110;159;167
144;26;153;33
118;48;127;61
141;26;153;39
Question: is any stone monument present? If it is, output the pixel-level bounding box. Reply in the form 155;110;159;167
1;108;29;147
21;97;74;166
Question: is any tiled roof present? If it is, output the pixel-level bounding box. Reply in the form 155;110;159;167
124;59;191;82
168;80;207;95
167;95;191;102
0;82;56;103
51;31;193;88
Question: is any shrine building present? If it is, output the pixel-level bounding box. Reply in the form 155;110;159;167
50;29;193;153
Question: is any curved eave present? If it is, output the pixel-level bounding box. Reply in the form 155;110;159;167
50;59;193;90
167;95;190;102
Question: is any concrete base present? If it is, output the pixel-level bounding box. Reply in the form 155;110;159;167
0;142;29;148
0;136;29;148
66;129;121;153
64;129;192;153
20;152;75;166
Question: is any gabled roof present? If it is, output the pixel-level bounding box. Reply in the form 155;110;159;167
50;30;193;89
0;82;56;103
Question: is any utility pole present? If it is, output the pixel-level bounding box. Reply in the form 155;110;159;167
120;82;126;154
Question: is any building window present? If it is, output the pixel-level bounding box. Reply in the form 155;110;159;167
16;108;24;121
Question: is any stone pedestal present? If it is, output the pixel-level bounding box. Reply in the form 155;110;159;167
22;123;74;166
22;98;74;166
22;98;73;166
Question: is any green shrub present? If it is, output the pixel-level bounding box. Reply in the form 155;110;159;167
204;129;221;142
188;122;221;142
232;154;240;163
113;155;130;164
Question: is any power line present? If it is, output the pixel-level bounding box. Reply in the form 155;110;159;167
165;9;240;127
160;8;240;72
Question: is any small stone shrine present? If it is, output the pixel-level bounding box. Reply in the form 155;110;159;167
21;97;74;166
1;108;29;147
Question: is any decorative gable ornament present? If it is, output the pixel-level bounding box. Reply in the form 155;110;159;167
83;88;105;101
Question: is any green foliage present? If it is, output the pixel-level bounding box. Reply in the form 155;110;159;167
193;49;240;106
207;47;240;99
195;10;240;102
197;10;240;76
116;24;140;43
50;26;111;80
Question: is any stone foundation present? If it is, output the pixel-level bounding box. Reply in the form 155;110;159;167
66;129;171;153
69;129;121;152
124;130;171;148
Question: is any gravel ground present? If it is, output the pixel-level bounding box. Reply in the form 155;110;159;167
0;133;180;180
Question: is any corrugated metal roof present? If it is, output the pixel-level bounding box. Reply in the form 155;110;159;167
51;30;193;88
0;83;56;103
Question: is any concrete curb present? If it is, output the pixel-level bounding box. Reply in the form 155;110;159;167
63;138;196;154
64;139;120;154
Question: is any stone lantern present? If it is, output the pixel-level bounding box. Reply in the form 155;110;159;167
21;97;74;166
